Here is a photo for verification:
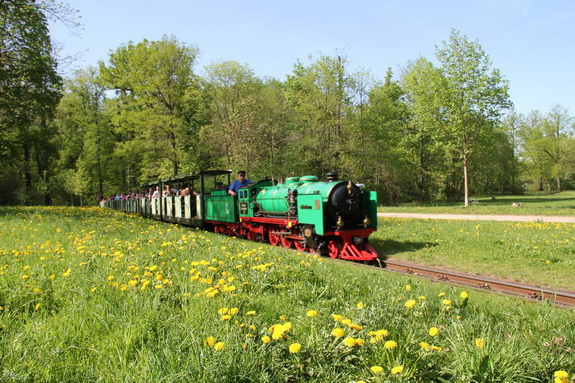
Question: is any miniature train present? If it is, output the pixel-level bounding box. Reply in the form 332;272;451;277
100;170;378;261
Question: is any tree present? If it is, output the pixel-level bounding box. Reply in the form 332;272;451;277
541;105;573;192
435;30;512;206
0;0;63;204
99;36;202;185
284;54;354;176
401;57;453;202
55;67;112;201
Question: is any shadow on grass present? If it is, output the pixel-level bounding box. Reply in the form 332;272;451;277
370;238;437;260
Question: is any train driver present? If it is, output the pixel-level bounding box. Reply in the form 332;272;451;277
228;170;252;197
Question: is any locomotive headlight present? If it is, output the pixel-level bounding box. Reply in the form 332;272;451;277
363;216;371;228
337;216;345;229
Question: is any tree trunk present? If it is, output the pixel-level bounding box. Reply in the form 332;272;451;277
463;152;469;207
24;142;33;190
557;176;562;193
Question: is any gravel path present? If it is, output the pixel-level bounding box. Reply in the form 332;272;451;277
377;212;575;223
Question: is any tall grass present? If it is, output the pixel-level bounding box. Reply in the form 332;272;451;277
0;207;573;382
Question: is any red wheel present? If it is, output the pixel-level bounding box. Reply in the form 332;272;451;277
247;231;255;241
280;237;293;249
327;239;341;259
269;230;280;246
294;241;307;252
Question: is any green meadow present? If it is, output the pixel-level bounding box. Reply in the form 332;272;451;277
0;207;573;382
372;217;575;291
379;191;575;216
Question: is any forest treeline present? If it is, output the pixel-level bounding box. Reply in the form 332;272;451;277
2;1;574;206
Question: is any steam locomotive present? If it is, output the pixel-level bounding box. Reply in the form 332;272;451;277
101;170;378;261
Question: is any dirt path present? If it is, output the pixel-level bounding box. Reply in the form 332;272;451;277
377;212;575;223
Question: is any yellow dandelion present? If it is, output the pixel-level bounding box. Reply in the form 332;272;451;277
62;268;71;277
554;371;569;383
306;310;318;317
442;299;452;306
475;338;484;349
419;341;430;350
33;288;42;294
213;342;225;351
356;301;365;309
370;365;384;374
246;310;256;316
391;365;404;375
331;328;345;338
343;337;357;347
384;340;397;350
429;327;439;337
404;299;416;309
460;291;469;299
331;314;344;322
289;343;302;354
261;336;271;344
220;315;232;321
431;345;443;351
405;285;412;291
205;336;216;347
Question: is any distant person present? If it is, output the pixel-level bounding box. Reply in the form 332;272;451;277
228;171;252;197
152;186;161;198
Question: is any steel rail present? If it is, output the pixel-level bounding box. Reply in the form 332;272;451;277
379;259;575;307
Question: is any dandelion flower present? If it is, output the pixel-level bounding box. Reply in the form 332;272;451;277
343;337;357;347
261;336;271;344
356;301;365;309
554;371;569;383
289;343;302;353
62;268;71;277
384;340;397;350
370;365;384;374
429;327;439;337
331;314;344;322
391;365;404;375
460;291;469;299
419;341;430;350
331;328;345;338
475;338;484;349
404;299;416;309
442;299;452;306
306;310;318;317
213;342;225;351
405;284;412;291
205;336;216;347
246;310;256;316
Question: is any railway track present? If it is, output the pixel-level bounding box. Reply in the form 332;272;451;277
378;259;575;308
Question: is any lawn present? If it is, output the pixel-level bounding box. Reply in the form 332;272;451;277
0;206;573;382
371;217;575;291
379;190;575;216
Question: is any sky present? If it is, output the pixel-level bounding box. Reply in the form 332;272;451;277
49;0;575;116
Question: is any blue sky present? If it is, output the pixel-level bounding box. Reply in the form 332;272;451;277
49;0;575;116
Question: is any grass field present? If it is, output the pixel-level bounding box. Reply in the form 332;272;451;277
372;217;575;291
379;190;575;216
0;207;573;382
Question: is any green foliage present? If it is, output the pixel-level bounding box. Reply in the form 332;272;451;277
0;0;63;204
